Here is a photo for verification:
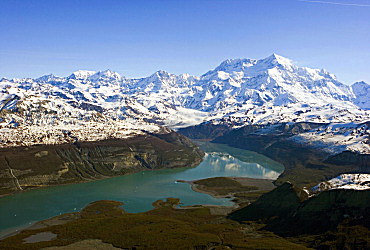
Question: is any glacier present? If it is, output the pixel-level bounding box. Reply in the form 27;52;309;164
0;54;369;153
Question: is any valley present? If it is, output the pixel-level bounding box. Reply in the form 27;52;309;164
0;54;369;249
0;131;203;196
0;142;283;239
180;122;369;189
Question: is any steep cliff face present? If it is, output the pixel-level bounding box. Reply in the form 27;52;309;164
0;131;204;196
177;123;233;140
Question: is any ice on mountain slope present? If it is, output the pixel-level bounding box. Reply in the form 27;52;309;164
204;102;368;127
0;54;369;152
194;54;356;112
69;70;97;80
352;81;370;110
290;122;369;154
0;81;160;148
162;107;209;129
313;174;370;192
127;53;359;114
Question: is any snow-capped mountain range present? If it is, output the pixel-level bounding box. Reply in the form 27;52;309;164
1;54;369;152
313;174;370;192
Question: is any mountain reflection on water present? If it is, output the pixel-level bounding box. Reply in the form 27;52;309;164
0;142;283;238
193;152;280;180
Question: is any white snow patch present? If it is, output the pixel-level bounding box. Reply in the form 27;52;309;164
313;174;370;192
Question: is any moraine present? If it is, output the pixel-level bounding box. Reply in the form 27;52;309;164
0;142;283;238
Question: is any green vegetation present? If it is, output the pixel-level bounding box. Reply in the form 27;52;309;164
1;179;367;249
228;183;370;249
195;177;243;187
228;182;306;222
185;177;276;207
193;177;258;196
293;224;370;249
1;122;369;249
0;199;308;250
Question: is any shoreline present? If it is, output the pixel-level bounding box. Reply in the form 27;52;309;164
0;163;204;239
0;176;276;240
0;156;203;199
0;143;279;240
178;179;228;199
178;176;277;208
0;132;205;198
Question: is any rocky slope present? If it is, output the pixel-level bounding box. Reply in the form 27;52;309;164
313;174;370;192
228;182;370;237
1;54;369;195
0;131;204;196
179;122;369;189
1;54;368;153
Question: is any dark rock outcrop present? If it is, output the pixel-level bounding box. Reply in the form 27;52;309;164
228;183;370;236
0;131;204;196
178;123;233;140
228;182;307;222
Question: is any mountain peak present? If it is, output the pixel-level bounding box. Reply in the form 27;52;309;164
352;81;369;110
203;54;295;78
90;69;122;80
36;74;57;82
209;58;257;75
69;70;96;80
260;53;293;67
151;70;172;79
352;81;368;86
156;70;169;75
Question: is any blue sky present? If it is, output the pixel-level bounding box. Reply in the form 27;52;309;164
0;0;369;84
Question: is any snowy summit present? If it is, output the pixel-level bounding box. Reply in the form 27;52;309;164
0;54;369;152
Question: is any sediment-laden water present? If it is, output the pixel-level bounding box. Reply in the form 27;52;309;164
0;142;283;237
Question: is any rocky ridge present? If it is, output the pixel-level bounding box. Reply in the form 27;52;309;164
0;54;369;153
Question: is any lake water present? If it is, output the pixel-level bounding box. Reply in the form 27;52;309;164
0;142;284;237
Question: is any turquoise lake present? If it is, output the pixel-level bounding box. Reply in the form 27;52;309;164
0;142;284;237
